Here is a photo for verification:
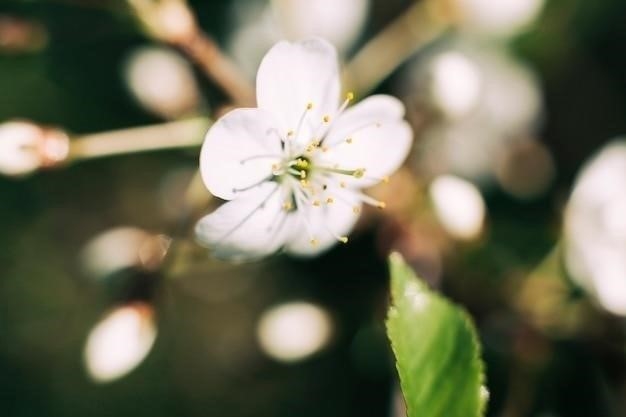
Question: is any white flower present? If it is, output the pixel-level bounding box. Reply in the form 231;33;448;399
196;38;413;260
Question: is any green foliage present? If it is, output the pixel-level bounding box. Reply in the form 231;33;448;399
386;253;487;417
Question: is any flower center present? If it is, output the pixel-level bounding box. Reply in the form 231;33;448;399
290;156;312;180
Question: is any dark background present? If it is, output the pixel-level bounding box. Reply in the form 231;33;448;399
1;0;625;416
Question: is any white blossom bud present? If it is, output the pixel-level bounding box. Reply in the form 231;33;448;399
128;0;196;44
453;0;545;38
84;303;157;383
124;46;201;119
0;120;69;177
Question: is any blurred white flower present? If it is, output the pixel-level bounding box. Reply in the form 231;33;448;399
271;0;368;51
228;0;369;77
412;41;543;186
81;227;171;279
0;120;69;177
564;140;626;316
196;38;412;259
84;303;157;383
454;0;545;38
429;51;482;119
257;301;332;362
128;0;196;44
429;175;486;240
124;46;201;119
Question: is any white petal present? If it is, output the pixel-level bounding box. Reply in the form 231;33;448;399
256;38;340;146
200;108;282;200
285;187;361;256
320;95;413;187
195;182;292;261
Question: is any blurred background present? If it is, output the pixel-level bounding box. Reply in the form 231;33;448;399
1;0;626;416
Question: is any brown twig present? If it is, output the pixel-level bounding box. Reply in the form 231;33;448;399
174;31;256;107
68;117;210;161
343;0;457;96
127;0;255;107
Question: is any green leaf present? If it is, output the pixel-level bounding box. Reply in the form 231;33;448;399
386;253;487;417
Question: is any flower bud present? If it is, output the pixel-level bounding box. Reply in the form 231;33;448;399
452;0;545;37
124;46;201;119
565;140;626;316
81;226;171;280
128;0;197;44
0;120;69;177
84;302;157;383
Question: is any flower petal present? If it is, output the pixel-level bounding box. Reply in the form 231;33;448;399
195;182;292;261
200;108;283;200
319;95;413;187
256;38;340;146
285;186;361;256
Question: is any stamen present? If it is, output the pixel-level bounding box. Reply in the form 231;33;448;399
282;200;293;211
345;137;353;144
240;154;281;164
290;182;319;246
232;175;273;194
291;102;314;153
312;200;321;207
323;115;330;123
326;197;334;204
323;120;384;149
355;191;386;209
353;169;365;178
212;184;280;244
316;165;367;178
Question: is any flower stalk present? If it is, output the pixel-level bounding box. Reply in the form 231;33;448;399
68;117;210;162
342;0;457;96
126;0;255;106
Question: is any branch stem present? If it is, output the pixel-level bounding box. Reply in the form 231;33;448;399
68;117;210;162
343;0;456;96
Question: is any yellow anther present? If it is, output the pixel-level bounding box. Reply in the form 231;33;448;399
353;169;365;179
323;115;330;123
313;200;321;207
382;176;390;184
306;141;320;153
310;238;318;246
295;158;309;168
306;102;314;110
271;163;279;171
340;181;346;188
300;170;307;179
346;137;353;144
287;130;294;137
300;179;309;187
352;206;361;214
326;197;334;204
377;201;387;209
282;201;293;211
346;91;354;101
339;236;349;244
